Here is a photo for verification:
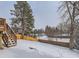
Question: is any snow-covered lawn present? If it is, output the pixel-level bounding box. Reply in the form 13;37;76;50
0;40;79;58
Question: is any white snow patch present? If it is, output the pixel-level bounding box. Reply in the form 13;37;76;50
0;40;79;58
48;38;70;43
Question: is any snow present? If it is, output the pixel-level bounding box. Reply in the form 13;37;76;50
37;34;48;40
48;38;70;43
37;36;48;40
0;40;79;58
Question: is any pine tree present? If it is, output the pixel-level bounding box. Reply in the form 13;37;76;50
10;1;34;38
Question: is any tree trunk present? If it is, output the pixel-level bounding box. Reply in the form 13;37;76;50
21;18;24;39
66;2;76;49
69;3;75;49
21;5;25;39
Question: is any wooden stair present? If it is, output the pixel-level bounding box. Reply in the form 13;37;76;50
0;18;17;47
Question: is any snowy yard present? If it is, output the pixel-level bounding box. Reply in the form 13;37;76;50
0;40;79;58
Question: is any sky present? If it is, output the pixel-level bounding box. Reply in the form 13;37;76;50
0;1;61;29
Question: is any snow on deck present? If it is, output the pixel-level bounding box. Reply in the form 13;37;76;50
0;40;79;58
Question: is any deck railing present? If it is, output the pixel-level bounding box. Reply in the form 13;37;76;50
6;24;17;45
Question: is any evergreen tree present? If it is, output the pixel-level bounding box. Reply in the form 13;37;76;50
10;1;34;38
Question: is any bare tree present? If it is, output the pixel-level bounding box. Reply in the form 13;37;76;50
58;1;79;49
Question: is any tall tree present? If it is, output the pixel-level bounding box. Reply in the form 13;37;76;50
58;1;79;49
10;1;34;38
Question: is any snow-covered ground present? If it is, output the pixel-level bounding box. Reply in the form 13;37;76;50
0;40;79;58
